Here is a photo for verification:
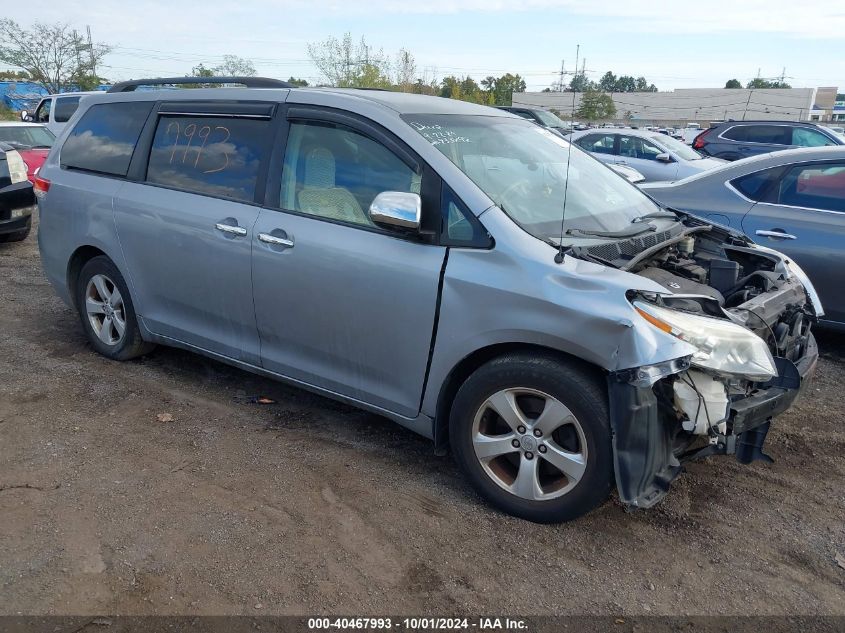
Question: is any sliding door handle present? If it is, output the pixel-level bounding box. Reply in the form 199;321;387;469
215;223;247;236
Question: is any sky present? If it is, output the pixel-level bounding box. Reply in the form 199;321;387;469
10;0;845;92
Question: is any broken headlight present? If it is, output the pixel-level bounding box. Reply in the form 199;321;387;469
634;301;777;381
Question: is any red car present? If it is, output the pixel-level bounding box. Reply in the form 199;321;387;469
0;122;55;182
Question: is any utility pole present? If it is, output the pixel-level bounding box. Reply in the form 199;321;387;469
86;25;96;76
557;60;565;92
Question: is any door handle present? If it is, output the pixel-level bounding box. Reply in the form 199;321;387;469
215;223;247;236
615;160;628;165
755;229;797;240
258;232;294;248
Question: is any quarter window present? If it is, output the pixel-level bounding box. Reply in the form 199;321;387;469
146;115;273;202
792;127;837;147
279;121;421;228
441;186;490;247
775;163;845;212
54;96;82;123
731;168;780;201
61;101;153;176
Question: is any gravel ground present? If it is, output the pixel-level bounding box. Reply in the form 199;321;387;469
1;216;844;616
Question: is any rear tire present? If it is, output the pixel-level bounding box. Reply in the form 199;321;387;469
449;353;613;523
75;256;154;361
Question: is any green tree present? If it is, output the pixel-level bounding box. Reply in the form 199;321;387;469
576;88;616;120
724;78;742;89
287;77;309;87
0;19;111;94
307;33;392;88
598;71;617;92
0;69;31;81
395;49;416;92
569;71;595;92
747;77;791;89
215;55;256;77
489;73;526;106
616;75;637;92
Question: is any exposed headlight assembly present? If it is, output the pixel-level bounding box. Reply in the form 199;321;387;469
634;301;777;381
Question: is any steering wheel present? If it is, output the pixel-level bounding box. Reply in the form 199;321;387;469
497;179;533;212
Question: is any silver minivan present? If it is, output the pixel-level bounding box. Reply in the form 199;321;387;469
36;77;821;522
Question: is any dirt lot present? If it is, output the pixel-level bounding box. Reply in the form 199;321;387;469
1;216;844;617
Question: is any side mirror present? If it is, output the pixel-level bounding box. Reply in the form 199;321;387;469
369;191;421;230
656;152;673;163
20;110;30;122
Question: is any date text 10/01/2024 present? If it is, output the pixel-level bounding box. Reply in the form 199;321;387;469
307;618;528;630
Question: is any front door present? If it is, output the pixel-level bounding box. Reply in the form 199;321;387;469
742;160;845;324
618;135;678;182
114;108;276;364
252;117;446;417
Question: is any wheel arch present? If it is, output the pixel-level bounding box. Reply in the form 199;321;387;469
66;245;109;310
432;342;606;452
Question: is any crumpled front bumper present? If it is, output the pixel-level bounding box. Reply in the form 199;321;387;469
607;333;818;509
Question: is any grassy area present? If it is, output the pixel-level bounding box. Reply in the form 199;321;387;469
0;104;18;121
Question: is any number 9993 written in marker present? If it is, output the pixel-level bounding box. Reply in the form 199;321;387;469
164;121;231;174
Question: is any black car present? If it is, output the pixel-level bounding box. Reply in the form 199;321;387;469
494;106;571;136
0;142;36;243
692;120;843;161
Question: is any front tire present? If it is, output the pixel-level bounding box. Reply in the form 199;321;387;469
75;256;154;361
449;353;613;523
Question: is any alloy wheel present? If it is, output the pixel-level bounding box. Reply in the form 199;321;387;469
85;274;126;346
471;387;588;501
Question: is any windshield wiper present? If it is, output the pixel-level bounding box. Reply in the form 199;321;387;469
565;222;658;238
631;211;677;223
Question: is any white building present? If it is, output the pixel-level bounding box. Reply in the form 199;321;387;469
512;87;826;125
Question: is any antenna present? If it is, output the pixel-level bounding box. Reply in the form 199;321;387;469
554;44;579;265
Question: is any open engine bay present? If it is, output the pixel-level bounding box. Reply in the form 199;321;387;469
571;215;819;509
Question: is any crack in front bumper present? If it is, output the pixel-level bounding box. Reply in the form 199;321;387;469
607;333;818;510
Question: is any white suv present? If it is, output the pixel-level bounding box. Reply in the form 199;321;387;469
22;91;100;136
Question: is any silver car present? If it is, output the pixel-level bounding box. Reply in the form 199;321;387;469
570;128;725;182
642;146;845;329
37;77;820;522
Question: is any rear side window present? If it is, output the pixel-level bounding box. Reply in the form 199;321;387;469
54;96;81;123
61;101;153;176
792;127;837;147
146;115;273;203
731;168;780;201
724;125;789;145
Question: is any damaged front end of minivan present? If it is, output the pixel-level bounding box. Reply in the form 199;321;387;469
579;218;821;509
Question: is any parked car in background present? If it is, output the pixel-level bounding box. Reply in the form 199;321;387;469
495;106;571;136
0;142;35;243
692;121;843;161
0;122;56;182
570;128;725;182
21;91;100;136
36;78;820;522
642;146;845;328
608;163;645;183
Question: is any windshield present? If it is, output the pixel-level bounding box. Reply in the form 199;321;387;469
0;125;55;149
403;114;661;244
532;109;566;128
649;134;701;161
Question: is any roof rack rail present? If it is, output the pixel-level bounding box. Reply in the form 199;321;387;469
107;76;293;93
